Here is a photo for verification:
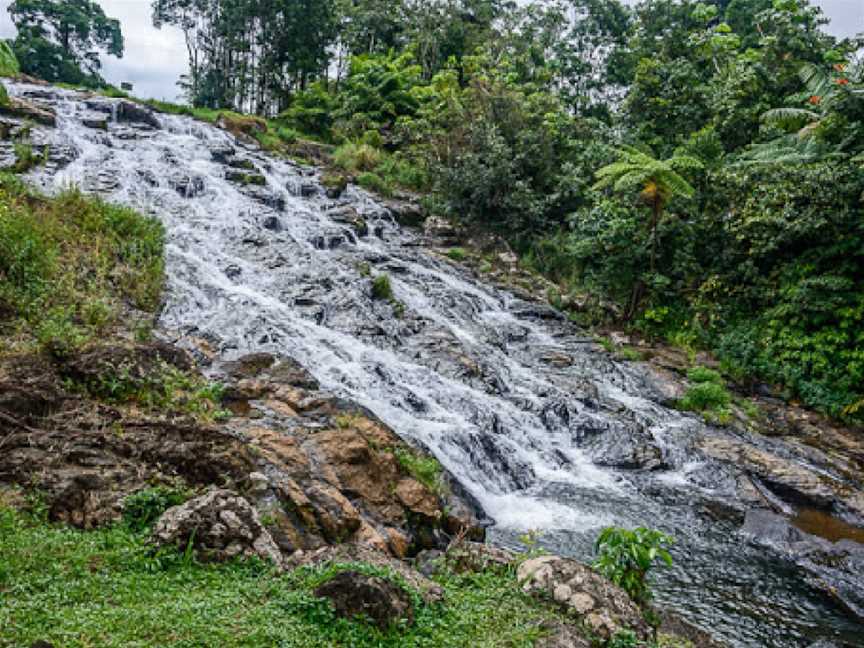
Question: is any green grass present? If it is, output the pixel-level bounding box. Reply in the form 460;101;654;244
0;505;568;648
446;248;468;261
0;174;164;356
394;447;445;496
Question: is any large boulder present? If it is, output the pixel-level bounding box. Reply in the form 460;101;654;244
517;555;650;641
152;488;283;566
314;570;414;629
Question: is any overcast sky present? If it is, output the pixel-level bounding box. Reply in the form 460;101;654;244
0;0;862;102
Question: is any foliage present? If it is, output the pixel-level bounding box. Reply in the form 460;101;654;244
593;526;674;604
8;0;124;86
0;504;571;647
371;274;393;301
0;174;164;356
0;40;19;77
122;487;190;533
394;447;445;496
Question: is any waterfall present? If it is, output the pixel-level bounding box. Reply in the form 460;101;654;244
7;81;862;648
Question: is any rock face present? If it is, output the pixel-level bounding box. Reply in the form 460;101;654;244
517;555;649;641
314;570;414;629
152;488;283;566
0;96;56;126
0;344;482;559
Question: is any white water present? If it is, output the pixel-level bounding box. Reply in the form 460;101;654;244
8;83;863;648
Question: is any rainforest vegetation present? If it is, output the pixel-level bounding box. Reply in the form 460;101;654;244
7;0;864;422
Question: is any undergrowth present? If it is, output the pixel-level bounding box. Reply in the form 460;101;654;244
0;174;164;356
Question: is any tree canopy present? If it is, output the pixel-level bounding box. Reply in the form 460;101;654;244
8;0;124;86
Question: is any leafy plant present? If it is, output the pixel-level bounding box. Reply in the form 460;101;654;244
593;526;674;604
394;447;444;496
371;274;393;301
122;487;189;532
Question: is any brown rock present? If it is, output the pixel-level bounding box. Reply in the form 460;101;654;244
395;478;440;518
0;97;56;126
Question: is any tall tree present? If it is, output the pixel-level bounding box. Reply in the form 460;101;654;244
8;0;123;85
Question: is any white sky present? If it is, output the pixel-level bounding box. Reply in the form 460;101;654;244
0;0;862;102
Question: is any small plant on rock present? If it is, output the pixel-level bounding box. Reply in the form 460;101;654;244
371;274;393;301
593;526;674;605
123;486;189;532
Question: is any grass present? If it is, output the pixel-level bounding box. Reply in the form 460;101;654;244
0;505;570;648
446;248;468;261
74;362;230;423
0;173;164;356
332;141;427;197
394;447;445;496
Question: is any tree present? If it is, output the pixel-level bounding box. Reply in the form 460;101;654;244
593;146;701;317
8;0;123;85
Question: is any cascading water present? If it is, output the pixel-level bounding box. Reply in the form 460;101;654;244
6;82;863;648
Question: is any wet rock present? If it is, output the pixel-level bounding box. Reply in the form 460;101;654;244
314;570;413;629
740;510;864;621
81;112;109;130
510;301;566;321
238;184;285;210
517;555;650;641
21;89;57;101
85;170;121;193
225;265;242;279
210;145;236;164
262;215;282;231
698;437;864;521
287;180;318;198
167;173;205;198
117;101;161;129
383;197;424;227
0;97;56;126
152;488;283;566
226;157;256;171
137;169;159;187
226;169;266;186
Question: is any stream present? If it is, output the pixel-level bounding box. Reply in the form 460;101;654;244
5;82;863;648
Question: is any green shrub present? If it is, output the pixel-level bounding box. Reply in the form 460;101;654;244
394;447;444;496
679;381;731;412
122;487;189;532
371;274;393;301
0;83;7;106
356;171;392;196
333;142;383;174
686;366;723;385
0;40;19;77
593;526;674;604
446;248;467;261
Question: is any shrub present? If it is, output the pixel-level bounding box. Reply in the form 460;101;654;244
686;366;724;385
446;248;467;261
333;142;383;174
123;487;189;532
679;381;731;412
394;447;444;496
0;40;19;77
356;171;392;196
593;526;674;604
371;274;393;301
